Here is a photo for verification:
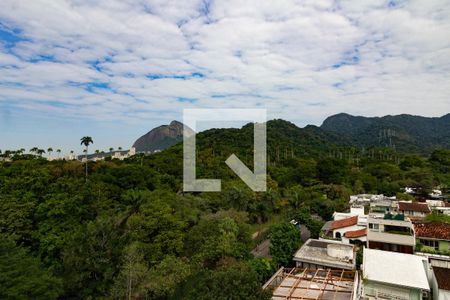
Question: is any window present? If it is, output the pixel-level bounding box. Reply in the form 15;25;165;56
369;223;379;232
420;239;439;250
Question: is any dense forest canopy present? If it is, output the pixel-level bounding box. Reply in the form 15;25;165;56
1;120;449;299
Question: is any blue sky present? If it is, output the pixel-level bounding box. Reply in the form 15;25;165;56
1;0;450;154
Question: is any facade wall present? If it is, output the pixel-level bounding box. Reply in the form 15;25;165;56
368;241;414;254
418;239;450;253
439;241;449;252
437;290;450;300
364;281;422;300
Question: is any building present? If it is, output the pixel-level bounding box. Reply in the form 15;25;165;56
367;214;415;254
370;199;398;216
427;200;446;209
398;201;431;219
350;194;396;206
342;228;367;245
362;248;430;300
433;205;450;216
263;267;359;300
333;206;367;224
322;215;359;239
414;222;450;255
293;239;356;270
431;267;450;300
321;206;368;245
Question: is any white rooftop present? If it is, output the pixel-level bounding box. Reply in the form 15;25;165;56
363;248;430;291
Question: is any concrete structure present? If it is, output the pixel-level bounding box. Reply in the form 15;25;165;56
263;267;359;300
293;239;356;270
367;214;415;254
350;194;396;204
333;206;367;224
369;199;399;216
362;248;430;300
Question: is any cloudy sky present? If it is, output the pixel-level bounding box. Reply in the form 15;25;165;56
1;0;450;153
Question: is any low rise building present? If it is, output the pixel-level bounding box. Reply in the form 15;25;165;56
293;239;356;270
362;248;430;300
398;201;431;220
414;222;450;256
367;214;415;254
321;206;368;245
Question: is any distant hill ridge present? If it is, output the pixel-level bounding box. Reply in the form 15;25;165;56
321;113;450;153
132;113;450;154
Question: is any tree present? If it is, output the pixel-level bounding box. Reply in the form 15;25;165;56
110;242;150;299
36;149;45;157
62;217;125;298
0;237;63;299
269;223;301;267
80;136;93;178
56;149;61;158
174;263;271;300
47;147;53;159
30;147;38;155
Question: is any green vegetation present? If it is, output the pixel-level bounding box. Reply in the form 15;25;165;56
425;211;450;224
269;223;302;267
0;121;449;298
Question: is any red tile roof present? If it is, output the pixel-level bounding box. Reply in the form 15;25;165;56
344;228;367;238
414;222;450;240
445;202;450;208
434;267;450;291
330;216;358;230
398;202;431;213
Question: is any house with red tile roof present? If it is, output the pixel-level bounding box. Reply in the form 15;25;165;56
322;215;367;245
398;201;431;219
414;222;450;255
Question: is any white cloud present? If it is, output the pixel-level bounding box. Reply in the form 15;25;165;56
0;0;449;128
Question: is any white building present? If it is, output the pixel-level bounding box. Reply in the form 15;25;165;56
293;239;356;270
362;248;430;300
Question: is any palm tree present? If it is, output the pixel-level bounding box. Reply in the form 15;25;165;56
56;149;61;158
47;147;53;159
118;147;122;151
80;136;93;179
37;149;45;157
109;147;114;153
95;149;100;159
30;147;39;155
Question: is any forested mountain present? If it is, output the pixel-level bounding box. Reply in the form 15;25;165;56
321;113;450;153
133;120;194;152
